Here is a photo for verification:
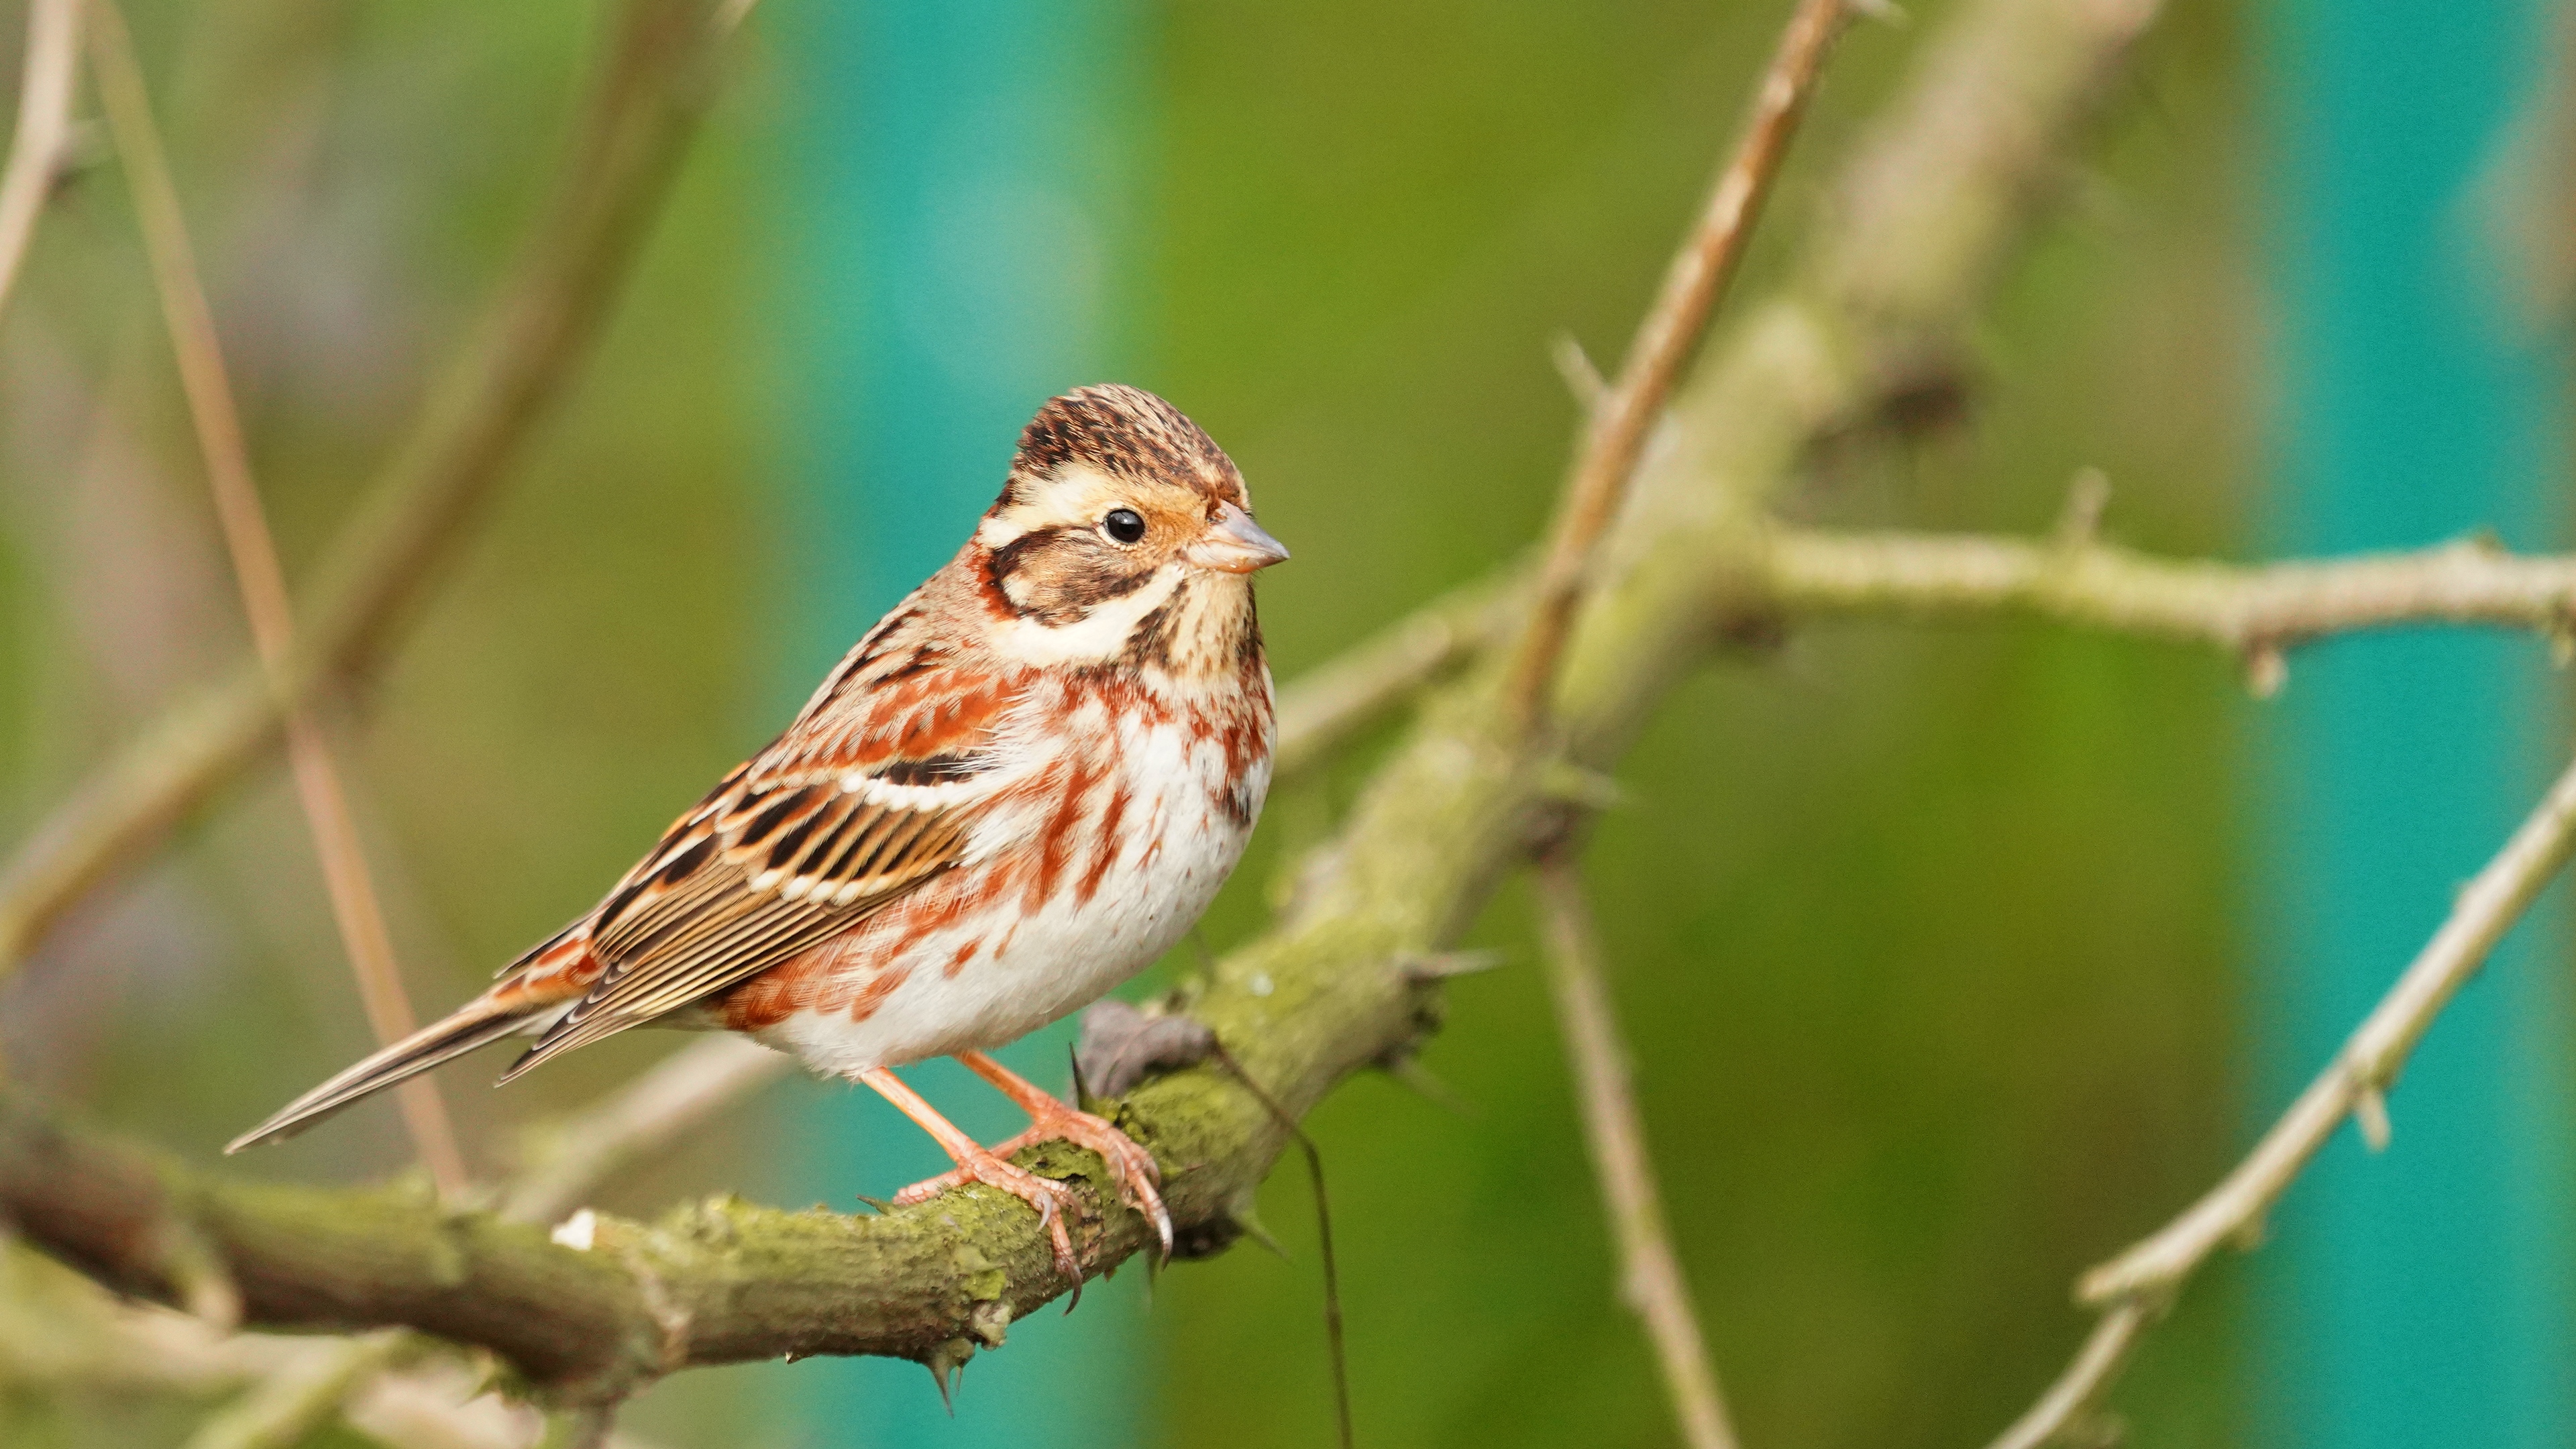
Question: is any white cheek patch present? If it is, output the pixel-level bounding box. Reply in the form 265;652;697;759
987;564;1187;665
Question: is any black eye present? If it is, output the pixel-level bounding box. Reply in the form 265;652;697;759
1102;508;1146;544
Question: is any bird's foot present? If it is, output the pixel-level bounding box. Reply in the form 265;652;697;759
896;1103;1172;1263
895;1146;1082;1284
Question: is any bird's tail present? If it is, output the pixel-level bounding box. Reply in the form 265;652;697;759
225;998;546;1153
226;930;598;1154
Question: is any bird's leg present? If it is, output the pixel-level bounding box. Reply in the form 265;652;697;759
893;1049;1173;1260
855;1066;1080;1283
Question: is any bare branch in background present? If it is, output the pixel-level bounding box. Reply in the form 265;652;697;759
1271;569;1522;781
1762;526;2576;661
86;0;466;1195
1502;0;1854;729
0;0;79;321
1535;856;1739;1449
502;1034;790;1226
1986;746;2576;1448
0;0;738;977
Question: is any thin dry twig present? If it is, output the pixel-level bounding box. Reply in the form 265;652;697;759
0;0;735;978
1534;855;1738;1449
0;0;79;319
87;0;467;1195
1987;745;2576;1448
1501;0;1852;729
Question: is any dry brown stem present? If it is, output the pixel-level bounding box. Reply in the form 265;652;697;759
1502;0;1854;729
0;0;78;319
87;0;467;1195
0;0;737;976
1535;857;1738;1449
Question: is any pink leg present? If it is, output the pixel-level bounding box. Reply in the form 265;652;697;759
892;1050;1173;1259
854;1066;1079;1283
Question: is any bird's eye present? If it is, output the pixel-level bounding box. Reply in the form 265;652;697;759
1102;508;1146;545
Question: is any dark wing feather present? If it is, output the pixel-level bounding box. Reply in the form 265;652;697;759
498;662;1022;1079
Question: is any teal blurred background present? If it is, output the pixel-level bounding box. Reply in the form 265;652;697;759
1;0;2568;1445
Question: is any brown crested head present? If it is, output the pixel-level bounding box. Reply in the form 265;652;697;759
969;386;1286;670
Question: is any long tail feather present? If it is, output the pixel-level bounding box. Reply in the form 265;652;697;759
226;1002;543;1153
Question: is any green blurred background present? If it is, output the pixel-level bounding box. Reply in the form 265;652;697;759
5;0;2551;1444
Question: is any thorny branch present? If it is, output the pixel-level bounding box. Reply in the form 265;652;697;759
0;0;737;975
87;0;467;1195
1535;857;1739;1449
1;0;2176;1401
1988;747;2576;1448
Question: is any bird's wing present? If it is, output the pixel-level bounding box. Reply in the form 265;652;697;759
500;661;1031;1079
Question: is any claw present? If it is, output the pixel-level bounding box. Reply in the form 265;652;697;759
1021;1100;1172;1264
896;1146;1082;1285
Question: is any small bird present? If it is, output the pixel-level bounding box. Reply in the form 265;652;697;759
231;384;1287;1277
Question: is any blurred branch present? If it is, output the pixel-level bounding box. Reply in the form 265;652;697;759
87;0;467;1195
1534;856;1739;1449
502;1034;790;1226
0;0;737;975
180;1333;405;1449
1761;525;2576;664
1986;745;2576;1448
0;0;78;320
1502;0;1854;731
0;0;2171;1394
1271;568;1523;781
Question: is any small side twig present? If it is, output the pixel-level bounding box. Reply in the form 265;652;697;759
0;0;79;320
1534;855;1739;1449
1502;0;1853;730
1986;744;2576;1448
89;0;466;1195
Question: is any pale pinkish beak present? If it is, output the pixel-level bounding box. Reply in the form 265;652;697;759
1186;500;1291;574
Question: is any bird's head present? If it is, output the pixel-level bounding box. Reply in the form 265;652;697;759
970;384;1285;672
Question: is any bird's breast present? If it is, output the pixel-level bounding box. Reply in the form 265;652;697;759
720;680;1271;1075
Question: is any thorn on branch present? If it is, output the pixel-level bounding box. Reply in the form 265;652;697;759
2243;644;2288;700
1230;1197;1289;1260
923;1338;973;1414
1552;333;1610;411
1397;949;1503;983
150;1206;243;1331
2354;1086;2393;1152
2053;467;2112;551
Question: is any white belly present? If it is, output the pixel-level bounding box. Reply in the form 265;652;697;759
755;710;1265;1075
